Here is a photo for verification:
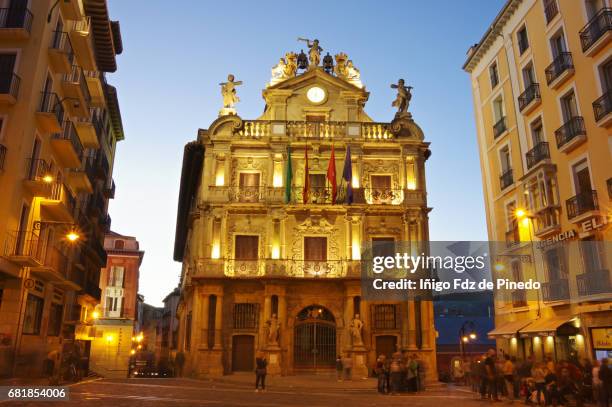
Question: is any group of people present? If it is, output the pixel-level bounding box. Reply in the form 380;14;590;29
373;352;425;395
456;348;611;406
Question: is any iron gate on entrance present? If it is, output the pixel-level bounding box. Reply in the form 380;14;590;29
294;305;336;369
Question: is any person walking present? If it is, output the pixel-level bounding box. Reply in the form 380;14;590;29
531;362;547;405
174;351;185;377
255;352;267;392
503;354;515;401
335;355;343;381
342;354;353;381
375;355;387;394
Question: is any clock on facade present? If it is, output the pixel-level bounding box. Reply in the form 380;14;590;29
306;86;326;104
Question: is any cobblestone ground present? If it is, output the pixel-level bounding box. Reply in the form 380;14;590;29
3;375;487;407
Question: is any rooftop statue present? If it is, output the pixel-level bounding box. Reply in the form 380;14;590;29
269;52;298;86
334;52;349;79
322;52;334;74
297;49;309;71
391;79;413;117
346;60;363;88
219;74;242;116
298;37;322;68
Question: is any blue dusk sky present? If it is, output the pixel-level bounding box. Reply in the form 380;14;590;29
106;0;506;306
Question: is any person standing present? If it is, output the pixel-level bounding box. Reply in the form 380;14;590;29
484;349;500;401
335;355;343;381
531;362;547;405
375;355;387;394
599;358;610;407
255;352;267;392
593;360;602;406
389;352;403;395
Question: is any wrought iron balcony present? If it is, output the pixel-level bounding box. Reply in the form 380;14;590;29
579;8;612;53
31;245;70;282
500;168;514;190
36;92;64;133
25;158;51;181
566;190;598;220
555;116;586;151
51;121;84;168
62;64;91;117
40;183;77;222
0;7;33;37
94;151;110;180
505;227;520;248
526;141;550;170
0;144;6;171
542;279;569;302
593;90;612;123
518;83;541;113
493;116;507;139
3;230;44;267
577;269;611;296
48;31;74;74
223;258;355;278
512;290;527;308
545;52;574;86
544;0;558;23
0;72;20;103
235;120;395;140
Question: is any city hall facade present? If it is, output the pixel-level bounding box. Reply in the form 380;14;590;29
173;45;436;376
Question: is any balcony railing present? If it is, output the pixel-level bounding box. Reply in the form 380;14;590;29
0;144;6;171
526;141;550;170
544;0;559;23
40;245;69;279
555;116;586;149
545;52;573;85
579;8;612;52
500;168;514;190
0;72;20;99
505;227;520;248
53;120;84;161
0;7;33;32
593;90;612;122
542;279;569;302
25;158;51;181
518;83;541;112
63;64;91;102
236;120;395;140
48;183;77;214
566;190;598;219
577;270;610;296
493;116;507;139
222;259;358;278
38;92;64;123
3;230;44;264
512;290;527;307
49;31;74;60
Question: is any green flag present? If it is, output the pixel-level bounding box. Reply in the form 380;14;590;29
284;146;293;203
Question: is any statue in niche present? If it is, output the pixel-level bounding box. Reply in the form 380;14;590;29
350;314;364;347
266;314;280;346
297;49;309;71
298;37;322;68
219;74;243;109
391;79;413;116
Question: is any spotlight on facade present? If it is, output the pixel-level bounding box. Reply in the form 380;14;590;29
43;174;54;183
515;208;526;219
66;231;80;242
106;335;113;343
92;310;100;320
130;349;136;355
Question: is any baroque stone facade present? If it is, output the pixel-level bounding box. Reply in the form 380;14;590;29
174;48;435;377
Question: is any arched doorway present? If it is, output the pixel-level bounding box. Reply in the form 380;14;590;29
294;305;336;370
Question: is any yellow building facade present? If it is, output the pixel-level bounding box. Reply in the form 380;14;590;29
464;0;611;362
174;46;436;377
0;0;124;377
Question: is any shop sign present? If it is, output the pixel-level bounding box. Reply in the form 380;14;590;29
536;230;576;249
591;328;612;350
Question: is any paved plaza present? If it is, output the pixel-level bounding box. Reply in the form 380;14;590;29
2;375;486;406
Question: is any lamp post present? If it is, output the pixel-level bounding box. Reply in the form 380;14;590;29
459;320;477;358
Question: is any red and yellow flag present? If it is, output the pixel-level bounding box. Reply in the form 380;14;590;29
326;145;337;203
302;145;309;204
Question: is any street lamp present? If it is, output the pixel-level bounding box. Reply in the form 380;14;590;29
459;320;477;358
33;221;81;243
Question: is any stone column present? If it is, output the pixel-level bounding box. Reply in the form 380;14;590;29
400;302;409;350
200;294;209;349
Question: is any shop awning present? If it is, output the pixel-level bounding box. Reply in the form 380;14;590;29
488;319;532;338
518;316;576;337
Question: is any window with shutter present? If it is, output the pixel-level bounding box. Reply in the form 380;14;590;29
235;235;259;260
304;237;327;261
239;173;260;202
